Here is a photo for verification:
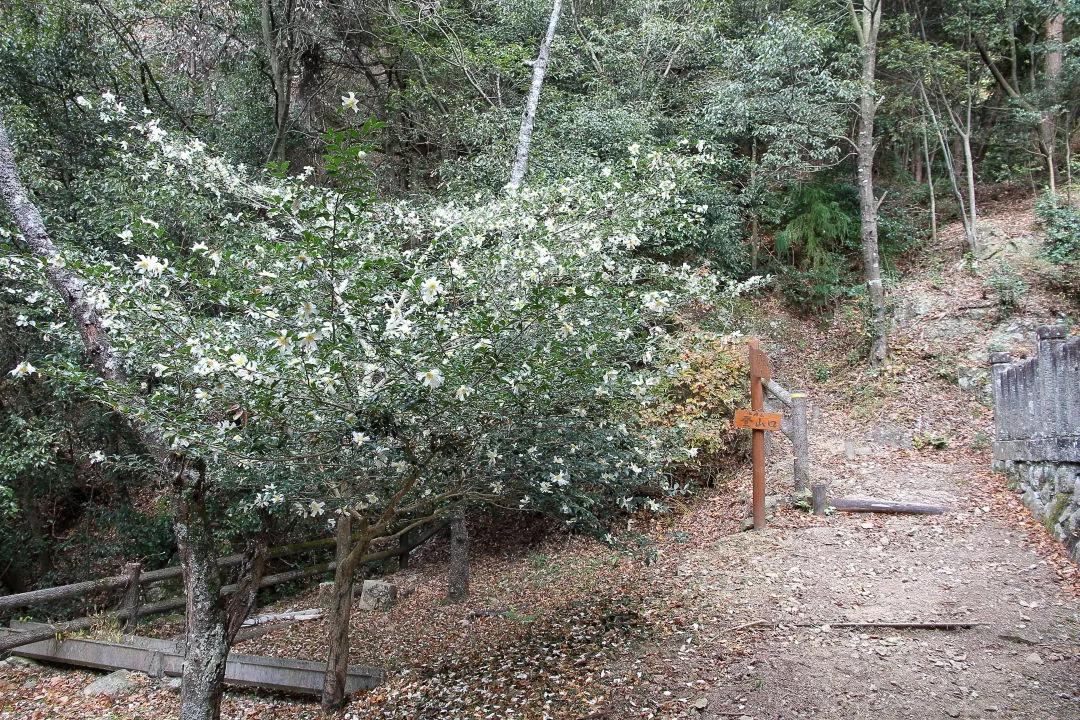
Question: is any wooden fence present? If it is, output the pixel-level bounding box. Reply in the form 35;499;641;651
0;520;447;654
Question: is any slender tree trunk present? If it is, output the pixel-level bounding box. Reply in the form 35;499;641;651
261;0;293;163
913;136;923;184
447;506;470;602
920;85;973;246
961;127;979;254
224;539;268;643
850;0;887;365
508;0;562;188
1042;4;1064;193
922;127;938;243
322;513;370;712
0;113;234;720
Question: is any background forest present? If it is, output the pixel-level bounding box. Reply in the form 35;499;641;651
0;0;1077;716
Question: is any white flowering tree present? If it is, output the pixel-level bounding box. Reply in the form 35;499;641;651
1;93;761;716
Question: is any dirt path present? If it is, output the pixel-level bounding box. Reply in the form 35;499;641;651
683;446;1079;720
647;199;1080;720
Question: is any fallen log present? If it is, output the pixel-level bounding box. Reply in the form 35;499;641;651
831;497;948;515
806;621;987;631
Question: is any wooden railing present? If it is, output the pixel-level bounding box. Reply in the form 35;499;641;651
0;520;447;654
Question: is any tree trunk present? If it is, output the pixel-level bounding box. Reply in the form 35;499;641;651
1042;4;1064;193
172;459;229;720
961;127;979;254
913;136;923;184
0;113;232;720
224;539;268;643
850;0;887;366
508;0;562;188
922;127;938;243
447;506;470;602
261;0;293;163
321;513;369;712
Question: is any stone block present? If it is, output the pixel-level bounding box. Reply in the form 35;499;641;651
84;669;138;697
316;581;335;612
357;580;397;611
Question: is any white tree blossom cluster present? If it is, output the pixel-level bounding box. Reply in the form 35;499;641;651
1;93;764;535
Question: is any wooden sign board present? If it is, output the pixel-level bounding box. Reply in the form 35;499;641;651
749;347;771;379
734;409;782;432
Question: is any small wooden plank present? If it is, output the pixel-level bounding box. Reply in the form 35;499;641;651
733;409;782;431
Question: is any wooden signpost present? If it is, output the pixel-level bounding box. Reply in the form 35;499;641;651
735;339;777;530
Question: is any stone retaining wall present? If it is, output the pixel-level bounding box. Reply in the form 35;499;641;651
990;325;1080;561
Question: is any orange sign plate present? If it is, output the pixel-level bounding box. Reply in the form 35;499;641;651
733;409;782;431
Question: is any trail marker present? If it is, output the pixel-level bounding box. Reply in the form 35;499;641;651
735;338;778;530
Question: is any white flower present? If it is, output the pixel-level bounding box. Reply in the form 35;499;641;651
194;388;210;403
641;291;670;312
9;361;37;377
236;361;259;382
418;368;444;389
628;143;640;155
88;451;106;464
684;447;699;458
308;500;326;516
341;92;360;112
118;229;133;242
551;470;569;487
350;431;369;445
294;253;313;270
366;493;378;504
101;91;116;104
296;329;320;352
193;357;222;375
419;277;443;305
134;254;167;277
271;332;293;352
538;481;553;493
230;353;248;367
297;300;318;320
454;385;474;402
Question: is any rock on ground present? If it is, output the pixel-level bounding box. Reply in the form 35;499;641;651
83;669;138;697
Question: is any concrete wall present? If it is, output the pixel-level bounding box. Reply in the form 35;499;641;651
990;325;1080;561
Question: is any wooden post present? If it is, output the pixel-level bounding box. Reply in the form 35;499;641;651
791;389;809;492
750;339;766;530
811;483;828;516
119;562;142;632
397;530;411;571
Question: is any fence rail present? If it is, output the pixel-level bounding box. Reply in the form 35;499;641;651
0;519;447;654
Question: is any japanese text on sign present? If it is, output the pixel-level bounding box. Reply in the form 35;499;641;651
733;409;782;432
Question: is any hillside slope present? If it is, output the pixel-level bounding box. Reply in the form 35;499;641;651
1;196;1077;720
